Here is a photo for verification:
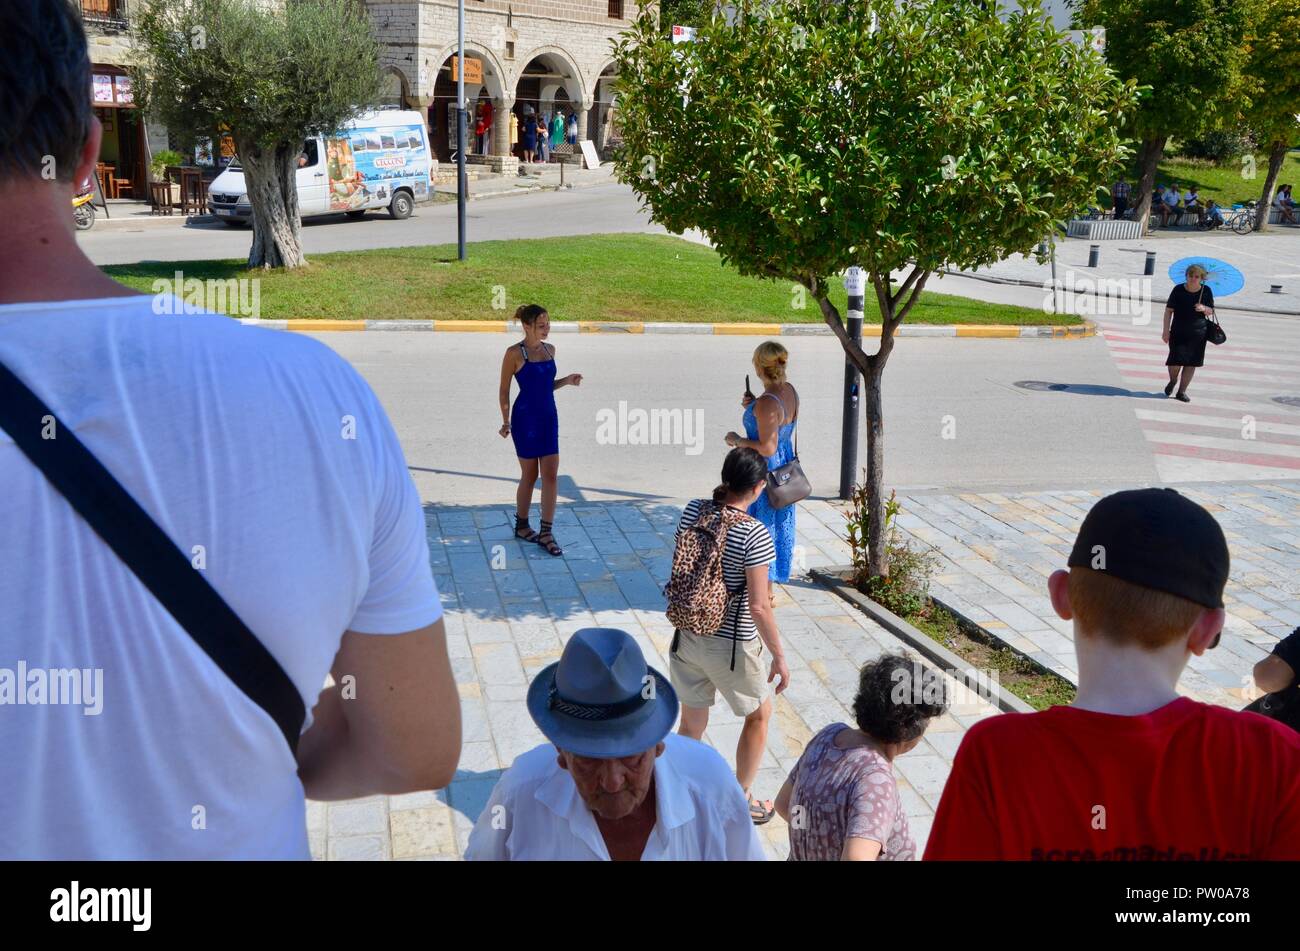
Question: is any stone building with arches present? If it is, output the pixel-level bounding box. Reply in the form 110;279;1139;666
364;0;649;171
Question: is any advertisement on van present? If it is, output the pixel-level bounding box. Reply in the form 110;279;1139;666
325;123;430;212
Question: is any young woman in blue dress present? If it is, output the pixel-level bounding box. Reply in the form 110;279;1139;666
498;304;582;556
725;341;799;606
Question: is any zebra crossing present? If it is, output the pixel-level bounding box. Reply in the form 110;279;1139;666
1094;309;1300;482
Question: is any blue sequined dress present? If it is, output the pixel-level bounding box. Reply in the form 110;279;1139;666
743;391;797;582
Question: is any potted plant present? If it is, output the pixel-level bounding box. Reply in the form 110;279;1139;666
149;149;184;204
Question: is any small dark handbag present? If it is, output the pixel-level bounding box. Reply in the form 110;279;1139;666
1199;288;1226;345
764;387;811;510
1243;688;1300;734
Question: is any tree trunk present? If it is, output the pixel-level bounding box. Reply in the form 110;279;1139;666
242;141;306;269
1255;140;1287;233
813;268;928;582
1133;135;1167;236
862;362;887;579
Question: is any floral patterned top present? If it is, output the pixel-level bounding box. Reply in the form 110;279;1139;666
785;723;915;861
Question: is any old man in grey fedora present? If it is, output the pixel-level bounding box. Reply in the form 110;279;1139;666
465;628;766;861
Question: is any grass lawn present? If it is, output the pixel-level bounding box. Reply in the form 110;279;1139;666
1102;148;1300;209
103;233;1076;325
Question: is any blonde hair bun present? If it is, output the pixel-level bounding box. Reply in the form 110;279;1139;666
753;340;789;384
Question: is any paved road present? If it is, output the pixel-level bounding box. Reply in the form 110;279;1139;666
78;182;664;266
306;330;1157;504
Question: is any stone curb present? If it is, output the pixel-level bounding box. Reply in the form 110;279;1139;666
810;567;1036;715
236;318;1097;338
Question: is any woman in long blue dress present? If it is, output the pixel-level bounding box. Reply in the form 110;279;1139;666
498;304;583;555
725;341;798;601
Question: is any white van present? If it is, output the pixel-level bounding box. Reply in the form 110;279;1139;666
207;109;434;225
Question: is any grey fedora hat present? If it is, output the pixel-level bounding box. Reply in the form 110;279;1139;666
526;628;678;759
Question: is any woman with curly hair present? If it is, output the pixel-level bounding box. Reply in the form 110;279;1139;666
775;653;947;860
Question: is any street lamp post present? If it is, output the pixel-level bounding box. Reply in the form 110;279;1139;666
456;0;467;261
839;267;865;499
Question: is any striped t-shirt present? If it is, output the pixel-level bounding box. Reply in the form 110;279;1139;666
675;499;776;641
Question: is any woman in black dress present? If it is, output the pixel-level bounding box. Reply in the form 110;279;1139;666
1162;263;1216;403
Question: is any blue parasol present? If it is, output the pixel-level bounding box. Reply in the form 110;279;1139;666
1167;257;1245;297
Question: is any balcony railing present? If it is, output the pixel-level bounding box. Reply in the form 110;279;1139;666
81;0;129;28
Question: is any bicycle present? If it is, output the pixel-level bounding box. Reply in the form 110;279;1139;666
1226;201;1258;235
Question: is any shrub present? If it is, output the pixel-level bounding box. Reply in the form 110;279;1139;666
845;482;936;618
1178;129;1257;164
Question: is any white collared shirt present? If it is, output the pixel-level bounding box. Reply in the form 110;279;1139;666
464;734;767;861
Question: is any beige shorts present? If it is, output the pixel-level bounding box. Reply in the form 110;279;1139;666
669;629;769;717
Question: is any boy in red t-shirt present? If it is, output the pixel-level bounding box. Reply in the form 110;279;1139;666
924;488;1300;861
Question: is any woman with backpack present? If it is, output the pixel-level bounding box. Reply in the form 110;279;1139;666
725;342;800;604
666;447;791;825
497;303;583;556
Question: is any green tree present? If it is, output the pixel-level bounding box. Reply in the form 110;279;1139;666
1239;0;1300;230
1074;0;1255;233
615;0;1136;578
132;0;383;268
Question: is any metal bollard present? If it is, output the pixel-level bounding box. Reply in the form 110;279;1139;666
1144;251;1156;276
1088;244;1100;268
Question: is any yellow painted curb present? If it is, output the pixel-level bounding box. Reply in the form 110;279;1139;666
434;320;508;332
955;326;1020;338
579;321;644;334
713;323;784;335
285;320;365;332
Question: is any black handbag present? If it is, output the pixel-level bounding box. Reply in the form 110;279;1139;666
0;361;305;754
1199;287;1226;345
764;386;811;510
1244;688;1300;734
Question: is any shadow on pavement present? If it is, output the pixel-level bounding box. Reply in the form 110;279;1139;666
1014;380;1168;399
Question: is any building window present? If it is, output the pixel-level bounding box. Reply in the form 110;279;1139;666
506;41;515;59
81;0;128;26
608;0;623;18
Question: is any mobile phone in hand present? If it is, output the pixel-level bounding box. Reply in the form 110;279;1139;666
745;374;754;398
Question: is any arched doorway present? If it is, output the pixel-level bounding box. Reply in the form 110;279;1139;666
429;47;507;162
379;68;409;109
591;62;619;159
512;49;585;163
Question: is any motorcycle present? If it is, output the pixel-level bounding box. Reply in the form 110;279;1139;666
73;189;96;231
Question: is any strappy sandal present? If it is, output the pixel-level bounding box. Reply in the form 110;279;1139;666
748;792;775;826
514;517;539;544
535;529;563;557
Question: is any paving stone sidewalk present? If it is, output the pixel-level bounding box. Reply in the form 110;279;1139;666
312;481;1298;861
311;496;999;861
893;481;1300;710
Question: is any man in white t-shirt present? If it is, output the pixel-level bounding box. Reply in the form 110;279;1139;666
0;0;460;859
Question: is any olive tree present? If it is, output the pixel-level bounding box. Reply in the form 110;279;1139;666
133;0;383;268
614;0;1136;578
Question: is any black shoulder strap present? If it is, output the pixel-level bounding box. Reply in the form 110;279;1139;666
0;361;305;755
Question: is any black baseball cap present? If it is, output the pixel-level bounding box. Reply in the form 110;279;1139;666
1067;488;1229;609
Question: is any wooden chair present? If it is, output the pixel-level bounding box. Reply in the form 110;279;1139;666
96;163;114;198
179;167;202;215
149;180;174;215
111;176;132;200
